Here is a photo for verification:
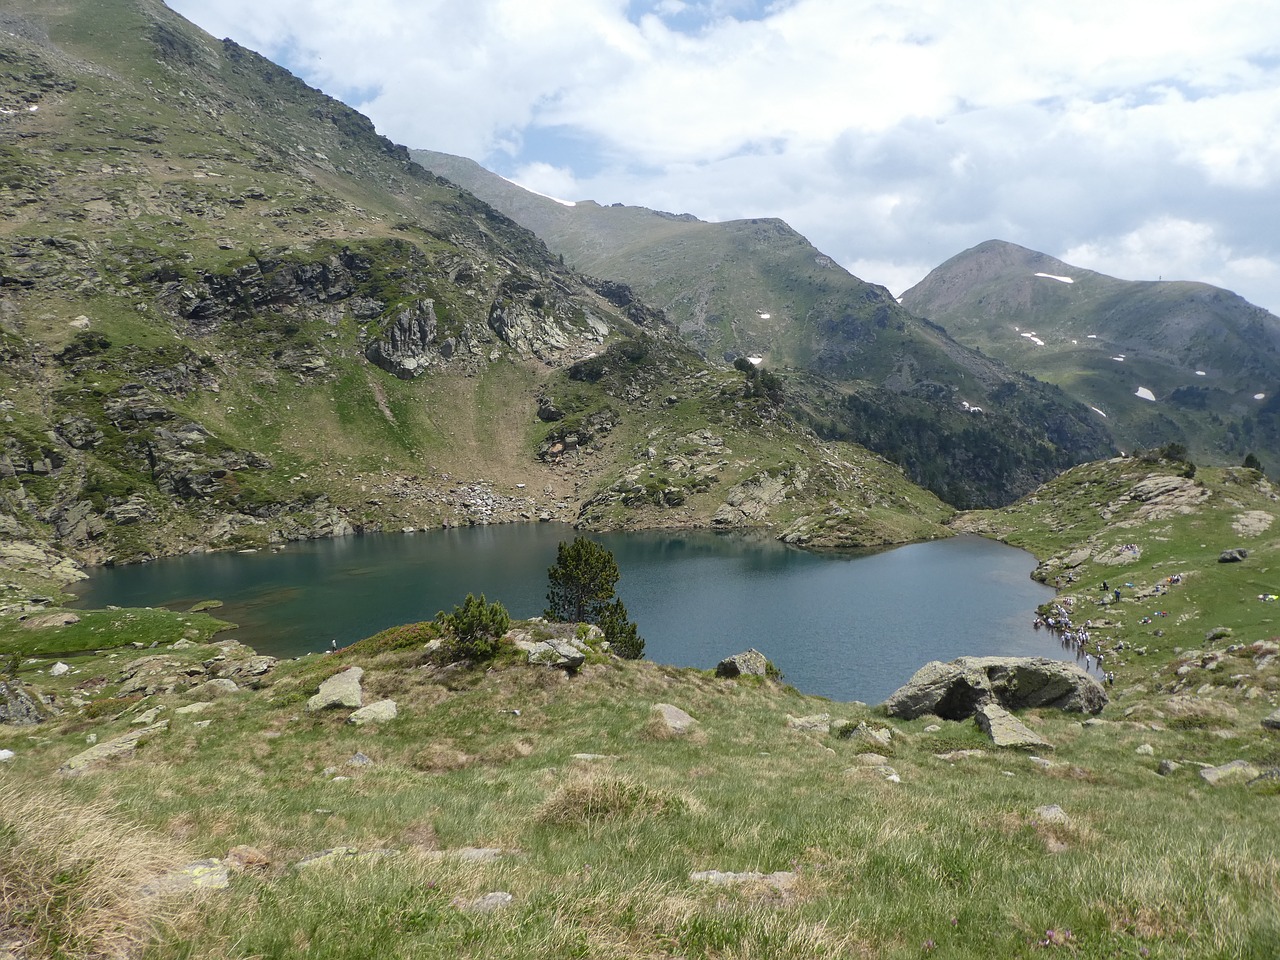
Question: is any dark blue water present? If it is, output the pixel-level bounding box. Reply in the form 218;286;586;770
71;526;1058;703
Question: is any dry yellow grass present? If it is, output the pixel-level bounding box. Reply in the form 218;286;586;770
0;779;191;960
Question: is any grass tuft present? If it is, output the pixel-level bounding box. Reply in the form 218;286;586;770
535;773;694;827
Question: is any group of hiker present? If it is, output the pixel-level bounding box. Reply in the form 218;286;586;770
1034;598;1116;684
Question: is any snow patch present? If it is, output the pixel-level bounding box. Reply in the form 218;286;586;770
1255;393;1267;400
1195;370;1206;376
746;356;764;366
1035;272;1074;284
960;401;985;413
1020;332;1044;346
758;312;771;319
500;176;576;207
1087;334;1097;339
1090;406;1108;418
1135;387;1157;402
1112;356;1126;362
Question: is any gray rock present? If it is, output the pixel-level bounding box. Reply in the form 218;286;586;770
689;870;797;892
139;859;230;897
175;701;213;715
58;721;169;775
347;751;373;767
1261;708;1280;731
837;720;893;748
455;891;514;914
1157;759;1182;776
0;679;53;725
850;752;890;766
516;638;585;671
974;704;1054;750
650;703;697;736
1199;759;1261;785
786;713;831;734
348;699;397;725
935;749;986;762
190;678;239;698
295;847;399;869
1135;743;1155;756
883;656;1107;720
1034;804;1070;825
715;648;772;678
1218;548;1248;563
421;847;509;863
306;666;364;711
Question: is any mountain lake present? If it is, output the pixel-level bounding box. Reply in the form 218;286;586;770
71;525;1062;704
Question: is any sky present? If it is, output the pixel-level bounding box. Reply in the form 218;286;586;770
167;0;1280;315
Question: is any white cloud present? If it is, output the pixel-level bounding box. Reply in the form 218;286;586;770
167;0;1280;315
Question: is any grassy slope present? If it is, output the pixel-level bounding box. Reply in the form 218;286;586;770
3;455;1279;959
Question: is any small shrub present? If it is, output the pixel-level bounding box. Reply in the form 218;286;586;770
435;593;510;662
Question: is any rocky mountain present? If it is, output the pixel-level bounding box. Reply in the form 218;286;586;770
901;240;1280;465
414;150;1114;508
0;0;956;588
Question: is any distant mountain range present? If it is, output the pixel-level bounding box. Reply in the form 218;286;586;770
414;151;1114;507
901;240;1280;463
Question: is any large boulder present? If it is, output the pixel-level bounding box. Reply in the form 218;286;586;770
883;656;1107;720
715;648;772;678
306;666;364;712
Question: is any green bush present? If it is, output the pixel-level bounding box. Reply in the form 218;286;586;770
435;593;510;662
599;597;644;660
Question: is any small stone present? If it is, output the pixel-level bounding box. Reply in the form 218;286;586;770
923;724;942;733
0;749;14;762
786;713;831;734
1157;759;1181;776
175;701;213;715
1135;743;1155;756
1034;804;1070;825
347;751;373;767
132;706;164;725
571;753;620;763
1261;708;1280;731
49;662;70;677
139;859;230;897
935;749;986;762
649;703;697;736
455;891;513;914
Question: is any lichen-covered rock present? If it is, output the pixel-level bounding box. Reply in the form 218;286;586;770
0;679;54;725
348;699;397;725
306;666;364;711
715;648;772;679
649;703;697;736
883;656;1107;720
974;704;1054;750
58;721;169;774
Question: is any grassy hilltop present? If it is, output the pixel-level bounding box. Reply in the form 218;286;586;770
2;454;1279;959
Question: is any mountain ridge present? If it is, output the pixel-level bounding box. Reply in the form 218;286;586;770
901;239;1280;463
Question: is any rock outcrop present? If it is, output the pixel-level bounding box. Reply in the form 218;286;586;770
883;656;1107;720
0;679;54;725
715;648;772;678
